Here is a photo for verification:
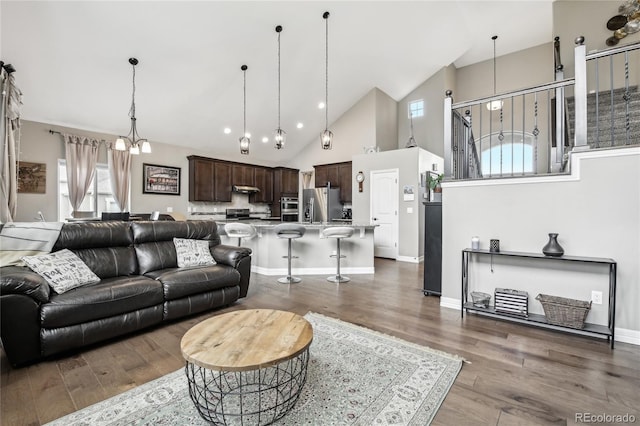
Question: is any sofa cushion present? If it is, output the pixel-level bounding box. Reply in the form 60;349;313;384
145;265;240;301
40;275;164;328
174;238;216;268
22;249;100;294
53;221;138;278
132;221;221;274
73;247;138;278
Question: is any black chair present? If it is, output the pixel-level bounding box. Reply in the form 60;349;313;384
101;212;130;221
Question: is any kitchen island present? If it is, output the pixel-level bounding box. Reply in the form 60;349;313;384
213;220;376;277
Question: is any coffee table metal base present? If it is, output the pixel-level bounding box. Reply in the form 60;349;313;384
185;348;310;425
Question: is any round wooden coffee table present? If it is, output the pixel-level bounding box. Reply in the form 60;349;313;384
181;309;313;425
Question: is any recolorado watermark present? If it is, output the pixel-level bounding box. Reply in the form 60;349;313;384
576;413;636;423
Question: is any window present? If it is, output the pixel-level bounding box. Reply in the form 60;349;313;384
58;160;120;220
408;100;424;118
479;132;535;176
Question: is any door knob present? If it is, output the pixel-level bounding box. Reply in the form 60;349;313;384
372;217;378;221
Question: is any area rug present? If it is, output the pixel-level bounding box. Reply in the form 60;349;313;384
46;312;463;426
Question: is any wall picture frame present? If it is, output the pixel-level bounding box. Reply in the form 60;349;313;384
142;163;181;195
17;161;46;194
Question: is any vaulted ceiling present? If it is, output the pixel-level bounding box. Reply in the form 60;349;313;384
1;1;553;163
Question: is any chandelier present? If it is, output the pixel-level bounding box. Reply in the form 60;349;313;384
239;64;250;155
486;36;503;111
115;58;151;154
274;25;286;150
320;11;333;150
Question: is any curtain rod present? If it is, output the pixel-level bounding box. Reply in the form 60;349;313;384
49;129;108;144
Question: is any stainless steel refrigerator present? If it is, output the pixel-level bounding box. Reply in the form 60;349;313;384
302;188;342;223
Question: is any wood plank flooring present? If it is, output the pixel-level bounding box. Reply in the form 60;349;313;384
2;258;639;425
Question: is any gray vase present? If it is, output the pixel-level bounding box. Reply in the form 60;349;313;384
542;233;564;257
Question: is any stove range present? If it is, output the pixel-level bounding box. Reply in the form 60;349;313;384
225;208;252;221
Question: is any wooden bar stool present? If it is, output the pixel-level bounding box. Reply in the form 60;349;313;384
224;223;257;247
322;226;354;283
274;224;306;284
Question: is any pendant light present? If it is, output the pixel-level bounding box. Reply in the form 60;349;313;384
115;58;151;154
274;25;286;150
406;111;417;148
320;11;333;150
486;35;503;111
239;64;250;155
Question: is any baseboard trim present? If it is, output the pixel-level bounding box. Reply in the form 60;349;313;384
614;327;640;346
252;266;375;276
396;255;422;263
439;297;639;346
439;297;461;311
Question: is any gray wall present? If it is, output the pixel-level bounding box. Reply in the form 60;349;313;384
397;66;455;157
15;120;277;222
352;147;442;262
554;0;640;84
441;149;640;338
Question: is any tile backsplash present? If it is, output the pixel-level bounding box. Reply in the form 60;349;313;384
189;193;271;214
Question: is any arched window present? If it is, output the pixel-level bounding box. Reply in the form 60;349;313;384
479;131;536;176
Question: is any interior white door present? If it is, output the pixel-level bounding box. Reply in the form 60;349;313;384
370;169;398;259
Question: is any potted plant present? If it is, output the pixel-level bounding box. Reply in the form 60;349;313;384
427;173;443;202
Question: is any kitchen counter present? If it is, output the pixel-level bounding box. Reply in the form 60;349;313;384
207;220;376;277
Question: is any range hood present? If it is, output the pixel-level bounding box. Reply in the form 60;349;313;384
232;185;261;194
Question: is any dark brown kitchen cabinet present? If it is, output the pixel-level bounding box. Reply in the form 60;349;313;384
337;162;352;203
251;167;274;203
272;167;299;217
314;161;352;203
232;164;255;187
213;162;232;201
188;156;232;202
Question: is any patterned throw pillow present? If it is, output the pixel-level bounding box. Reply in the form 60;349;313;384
173;238;216;268
22;249;101;294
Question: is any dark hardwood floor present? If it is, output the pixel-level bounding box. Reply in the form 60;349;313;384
2;258;639;425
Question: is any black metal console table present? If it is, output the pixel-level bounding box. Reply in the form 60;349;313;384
461;249;617;349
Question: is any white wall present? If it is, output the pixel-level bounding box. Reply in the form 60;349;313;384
441;149;640;341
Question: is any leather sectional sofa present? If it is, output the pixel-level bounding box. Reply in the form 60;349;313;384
0;220;251;367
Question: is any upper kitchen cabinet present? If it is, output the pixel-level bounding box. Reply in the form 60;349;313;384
232;164;255;187
314;161;352;203
251;167;274;203
274;167;299;196
188;156;232;202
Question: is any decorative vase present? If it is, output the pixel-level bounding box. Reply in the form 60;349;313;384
542;233;564;257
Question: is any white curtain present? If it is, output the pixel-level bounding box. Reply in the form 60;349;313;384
63;133;99;215
108;147;131;212
0;69;22;223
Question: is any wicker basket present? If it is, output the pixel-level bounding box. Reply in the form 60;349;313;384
536;294;592;329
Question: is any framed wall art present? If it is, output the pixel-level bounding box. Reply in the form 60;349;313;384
142;163;181;195
17;161;46;193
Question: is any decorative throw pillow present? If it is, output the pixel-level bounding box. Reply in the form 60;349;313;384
21;249;101;294
173;238;216;268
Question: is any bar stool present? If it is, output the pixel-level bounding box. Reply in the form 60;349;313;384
322;226;355;283
274;224;306;284
224;223;257;247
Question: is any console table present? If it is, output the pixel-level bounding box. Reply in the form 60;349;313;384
461;249;617;349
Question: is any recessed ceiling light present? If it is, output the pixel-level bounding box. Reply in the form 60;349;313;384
224;127;231;134
262;137;269;143
296;122;304;129
318;102;325;109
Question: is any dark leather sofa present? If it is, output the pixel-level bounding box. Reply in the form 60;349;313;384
0;220;251;367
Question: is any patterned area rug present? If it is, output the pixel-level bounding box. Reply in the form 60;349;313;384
46;312;463;426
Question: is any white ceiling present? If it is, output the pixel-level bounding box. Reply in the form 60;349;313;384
1;1;553;164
